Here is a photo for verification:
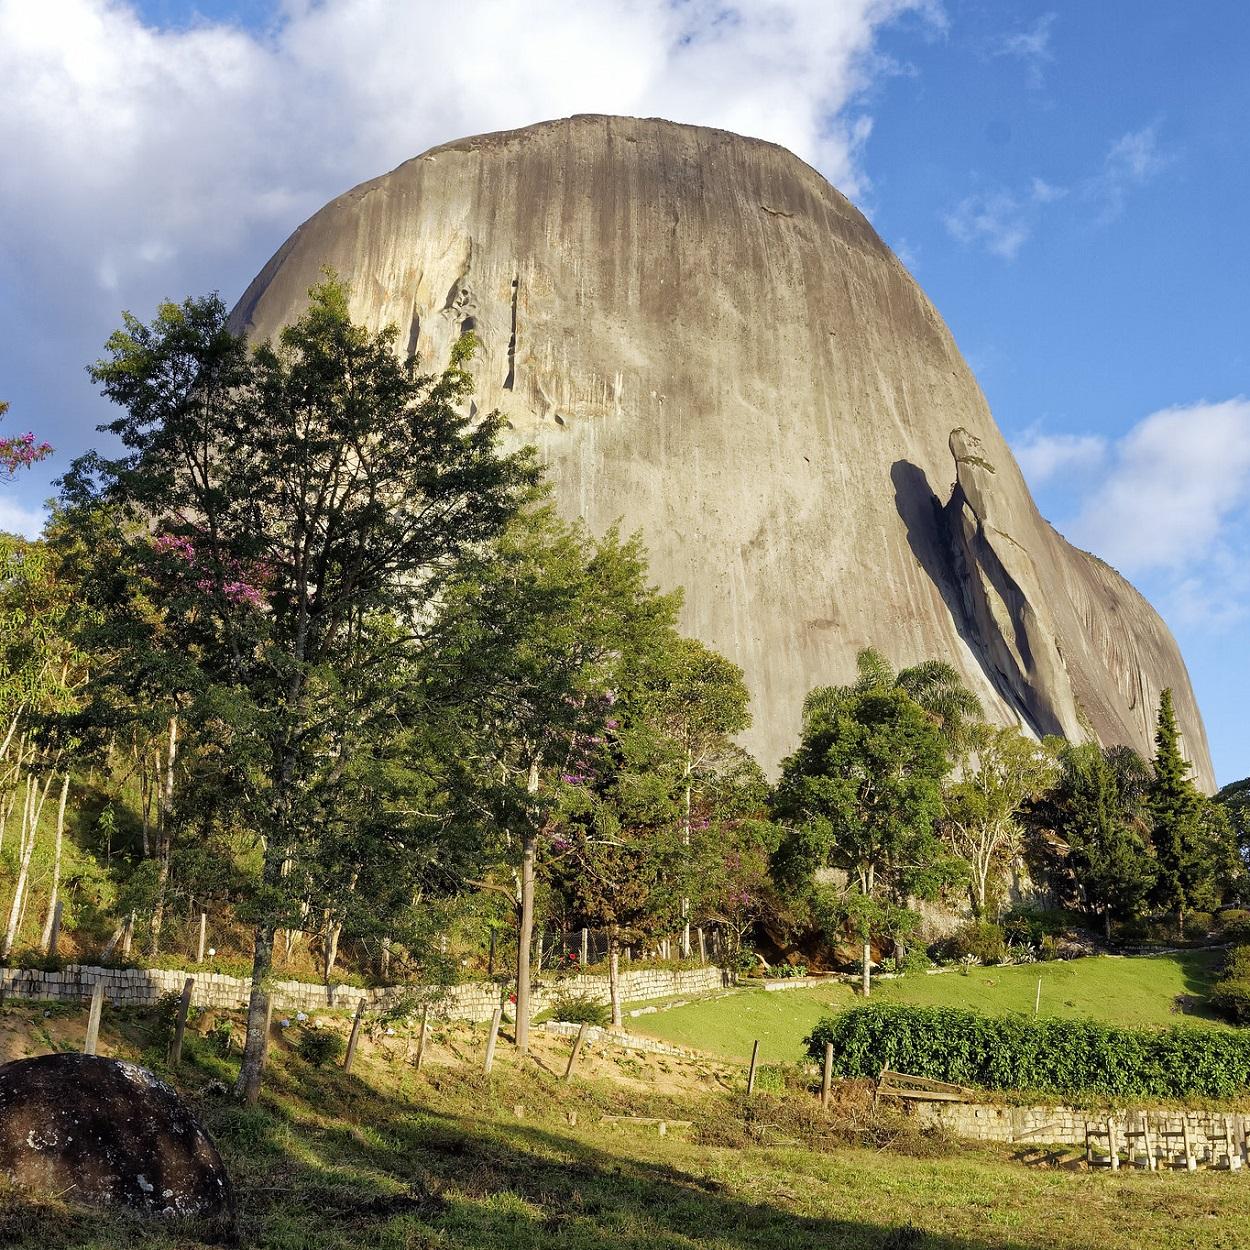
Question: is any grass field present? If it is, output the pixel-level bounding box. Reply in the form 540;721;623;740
627;951;1229;1064
2;1007;1246;1250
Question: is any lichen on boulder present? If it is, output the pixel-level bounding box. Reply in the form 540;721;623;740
0;1053;233;1221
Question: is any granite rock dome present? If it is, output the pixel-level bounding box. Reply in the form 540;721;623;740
231;115;1213;787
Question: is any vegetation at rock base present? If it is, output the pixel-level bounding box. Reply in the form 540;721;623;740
0;284;1245;1117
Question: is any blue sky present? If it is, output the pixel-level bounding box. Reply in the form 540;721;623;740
1;1;1247;783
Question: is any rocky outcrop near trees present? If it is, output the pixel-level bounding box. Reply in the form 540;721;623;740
230;115;1213;787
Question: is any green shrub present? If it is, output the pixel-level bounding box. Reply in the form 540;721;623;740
932;922;1006;966
1211;944;1250;1024
547;990;610;1027
772;963;809;978
1186;911;1216;935
1038;934;1060;962
805;1003;1250;1099
296;1027;345;1068
1218;910;1250;943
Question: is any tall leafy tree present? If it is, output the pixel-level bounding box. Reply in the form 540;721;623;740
773;685;952;995
432;508;678;1051
1148;689;1213;936
65;281;537;1101
942;725;1058;916
637;636;750;956
1052;742;1155;938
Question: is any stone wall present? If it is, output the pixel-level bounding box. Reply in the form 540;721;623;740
912;1098;1250;1160
0;962;729;1023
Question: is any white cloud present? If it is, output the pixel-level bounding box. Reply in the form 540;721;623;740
1012;429;1108;484
987;12;1056;88
0;0;944;492
1045;400;1250;634
946;123;1166;260
1087;124;1169;222
0;494;49;540
943;177;1066;260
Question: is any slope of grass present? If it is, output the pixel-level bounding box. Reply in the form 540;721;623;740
1;1014;1246;1250
629;952;1229;1063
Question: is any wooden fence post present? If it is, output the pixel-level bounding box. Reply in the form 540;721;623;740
1182;1115;1197;1171
484;1007;502;1074
1106;1118;1119;1171
821;1042;833;1108
415;1005;430;1072
1033;977;1042;1016
580;928;589;967
697;927;706;964
1142;1113;1156;1171
564;1022;589;1081
343;998;366;1074
83;982;105;1055
196;912;207;964
746;1040;760;1097
169;977;194;1066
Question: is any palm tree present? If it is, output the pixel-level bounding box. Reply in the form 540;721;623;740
803;647;983;753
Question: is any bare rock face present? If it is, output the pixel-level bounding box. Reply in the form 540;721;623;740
231;114;1213;788
0;1054;233;1220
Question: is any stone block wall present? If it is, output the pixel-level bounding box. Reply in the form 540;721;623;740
913;1099;1250;1159
0;962;729;1023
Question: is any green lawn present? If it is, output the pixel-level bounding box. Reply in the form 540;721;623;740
5;1015;1247;1250
628;951;1230;1064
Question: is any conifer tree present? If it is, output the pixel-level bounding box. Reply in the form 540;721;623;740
1148;688;1207;937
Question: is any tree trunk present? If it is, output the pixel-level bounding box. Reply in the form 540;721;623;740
2;776;39;958
1177;904;1185;940
323;870;357;982
862;940;872;998
513;757;540;1054
514;829;537;1053
608;927;623;1027
147;716;179;957
1104;908;1113;942
234;921;276;1105
680;750;692;959
40;776;69;953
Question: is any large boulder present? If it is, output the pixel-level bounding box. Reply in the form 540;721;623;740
0;1053;233;1220
231;114;1214;787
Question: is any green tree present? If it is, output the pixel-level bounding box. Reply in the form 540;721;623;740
66;282;537;1101
1053;742;1155;938
942;725;1059;916
637;636;750;956
805;647;983;756
773;685;952;996
432;508;679;1050
1148;689;1212;937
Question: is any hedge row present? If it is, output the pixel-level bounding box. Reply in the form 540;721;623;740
805;1003;1250;1100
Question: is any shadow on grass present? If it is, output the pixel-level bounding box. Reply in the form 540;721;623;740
0;1037;1164;1250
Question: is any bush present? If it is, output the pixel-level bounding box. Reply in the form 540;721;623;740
296;1027;345;1068
547;990;610;1027
771;963;809;978
1218;910;1250;943
931;922;1006;966
1186;911;1216;936
1211;944;1250;1025
1038;934;1061;962
804;1003;1250;1100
